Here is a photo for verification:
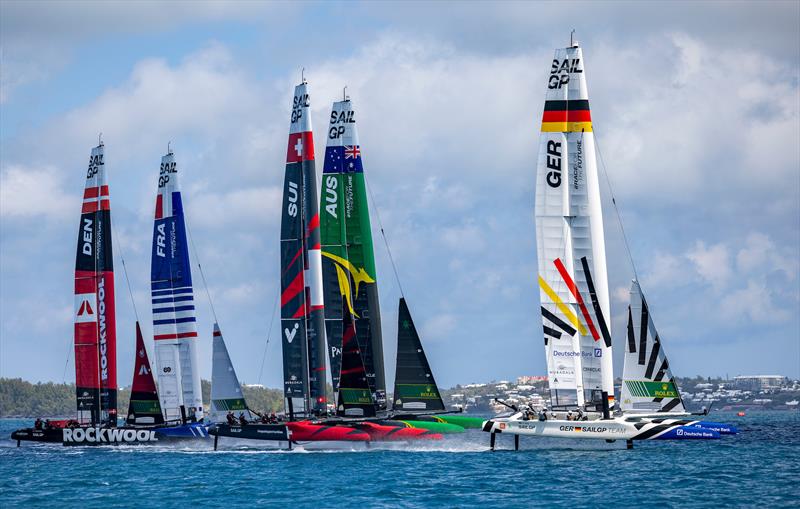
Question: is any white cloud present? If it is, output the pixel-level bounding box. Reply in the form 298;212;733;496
720;279;791;324
686;241;732;290
0;165;76;220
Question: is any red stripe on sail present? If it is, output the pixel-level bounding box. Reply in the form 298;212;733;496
281;272;305;307
286;132;315;163
154;194;163;220
541;110;592;123
154;332;199;340
340;366;365;375
283;246;303;275
553;258;600;341
307;213;319;233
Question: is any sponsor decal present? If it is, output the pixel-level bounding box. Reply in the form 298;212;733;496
86;153;103;179
98;278;108;381
159;160;176;188
594;348;602;358
548;58;582;89
328;109;355;139
558;425;626;434
63;428;158;444
625;380;679;399
291;92;310;124
284;323;299;344
553;350;600;359
498;423;506;430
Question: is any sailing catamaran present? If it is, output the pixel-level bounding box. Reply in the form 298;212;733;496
481;40;737;448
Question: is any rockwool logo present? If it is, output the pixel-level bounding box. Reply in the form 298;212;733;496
63;428;158;444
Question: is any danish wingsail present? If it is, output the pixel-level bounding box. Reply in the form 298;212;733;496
210;323;250;422
620;281;686;414
392;298;445;412
126;322;164;425
534;42;614;412
280;80;327;417
150;150;203;422
74;142;118;425
320;96;387;411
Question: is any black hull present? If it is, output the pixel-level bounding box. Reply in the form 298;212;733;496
11;424;206;446
208;424;290;442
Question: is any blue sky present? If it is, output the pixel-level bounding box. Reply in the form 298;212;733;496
1;1;798;390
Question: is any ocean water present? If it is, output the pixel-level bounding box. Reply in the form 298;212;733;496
1;411;798;508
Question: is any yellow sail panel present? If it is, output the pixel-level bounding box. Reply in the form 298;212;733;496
538;275;588;336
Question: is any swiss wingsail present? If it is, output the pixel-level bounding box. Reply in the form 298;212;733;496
210;323;250;422
74;142;117;426
621;281;686;414
150;150;203;422
280;81;327;417
534;44;614;411
320;97;387;411
126;322;164;425
392;298;445;412
336;304;376;417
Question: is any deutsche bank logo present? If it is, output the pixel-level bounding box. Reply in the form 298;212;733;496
594;348;602;358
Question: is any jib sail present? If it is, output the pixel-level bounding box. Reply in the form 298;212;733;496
534;43;614;410
337;303;376;417
126;322;164;425
74;142;117;426
210;323;250;422
320;96;387;411
280;80;327;417
620;281;686;414
392;298;444;412
150;149;203;422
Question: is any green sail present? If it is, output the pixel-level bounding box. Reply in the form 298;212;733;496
320;98;387;412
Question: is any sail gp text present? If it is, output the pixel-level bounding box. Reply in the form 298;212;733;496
63;427;158;444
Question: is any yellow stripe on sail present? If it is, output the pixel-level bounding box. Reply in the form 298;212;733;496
538;276;588;335
540;121;593;133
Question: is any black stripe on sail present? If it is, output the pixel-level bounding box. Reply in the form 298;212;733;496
654;358;669;381
543;99;591;111
638;301;649;366
645;341;660;379
633;423;674;440
541;307;576;337
653;397;663;403
580;257;611;348
542;325;562;339
661;398;682;412
627;307;636;354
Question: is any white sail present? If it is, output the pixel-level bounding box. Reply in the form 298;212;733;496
210;323;250;423
620;281;686;414
534;43;614;410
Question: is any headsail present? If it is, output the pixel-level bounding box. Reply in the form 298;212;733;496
320;96;387;411
74;142;117;426
150;150;203;422
621;281;686;414
534;43;614;411
392;298;444;412
336;304;376;417
280;81;327;417
126;322;164;425
210;323;250;422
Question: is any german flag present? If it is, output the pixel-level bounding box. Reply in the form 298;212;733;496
541;100;592;133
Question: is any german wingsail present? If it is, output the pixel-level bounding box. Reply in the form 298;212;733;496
392;298;444;412
320;95;387;411
126;322;164;425
620;280;686;414
534;41;614;413
74;141;117;426
150;149;203;423
280;79;327;417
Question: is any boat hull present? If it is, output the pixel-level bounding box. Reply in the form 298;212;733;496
208;423;291;441
355;421;442;441
286;421;371;442
482;414;720;441
380;419;465;434
11;423;210;446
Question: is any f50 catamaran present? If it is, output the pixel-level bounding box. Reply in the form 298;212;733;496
482;40;738;449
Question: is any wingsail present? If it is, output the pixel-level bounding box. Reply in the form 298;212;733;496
74;142;117;426
320;96;387;411
336;303;376;417
150;150;203;422
280;81;327;417
534;43;614;411
210;323;250;422
126;322;164;425
392;298;444;412
621;281;686;414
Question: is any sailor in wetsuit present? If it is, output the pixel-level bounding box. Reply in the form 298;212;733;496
238;412;248;426
226;411;236;426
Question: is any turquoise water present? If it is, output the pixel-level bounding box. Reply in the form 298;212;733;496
1;412;798;508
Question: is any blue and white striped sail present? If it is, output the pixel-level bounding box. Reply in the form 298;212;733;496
150;150;203;422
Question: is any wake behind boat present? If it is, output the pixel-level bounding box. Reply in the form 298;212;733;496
482;38;737;449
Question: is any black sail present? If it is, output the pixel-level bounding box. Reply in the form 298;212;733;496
336;304;376;417
392;298;444;412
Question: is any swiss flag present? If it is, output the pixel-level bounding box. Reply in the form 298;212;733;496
286;131;315;163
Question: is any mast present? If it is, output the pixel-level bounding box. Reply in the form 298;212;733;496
150;149;203;423
392;298;445;412
126;322;164;425
74;141;117;426
320;95;387;411
620;281;686;414
534;41;614;412
280;80;327;417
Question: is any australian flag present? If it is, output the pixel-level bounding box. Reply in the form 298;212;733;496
323;145;363;174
